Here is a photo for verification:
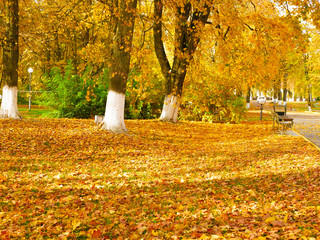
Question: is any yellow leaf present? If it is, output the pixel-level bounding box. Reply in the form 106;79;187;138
151;230;159;236
247;189;257;197
174;223;183;230
199;234;209;239
178;205;184;211
0;185;8;190
72;219;81;231
265;216;276;223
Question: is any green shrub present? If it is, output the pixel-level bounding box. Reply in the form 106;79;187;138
37;62;109;118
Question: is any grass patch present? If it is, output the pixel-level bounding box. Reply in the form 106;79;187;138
18;105;53;119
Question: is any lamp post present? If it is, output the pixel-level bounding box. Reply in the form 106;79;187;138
28;67;33;111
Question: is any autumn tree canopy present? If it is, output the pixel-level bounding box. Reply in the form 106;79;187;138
0;0;319;124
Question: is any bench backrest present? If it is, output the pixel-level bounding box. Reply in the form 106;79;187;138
273;105;287;116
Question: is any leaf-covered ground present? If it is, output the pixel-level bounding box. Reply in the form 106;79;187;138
0;119;320;239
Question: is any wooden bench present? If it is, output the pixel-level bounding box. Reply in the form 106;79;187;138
271;105;294;130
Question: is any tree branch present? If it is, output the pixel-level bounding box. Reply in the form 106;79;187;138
250;1;256;11
244;22;254;31
224;26;230;39
153;0;171;80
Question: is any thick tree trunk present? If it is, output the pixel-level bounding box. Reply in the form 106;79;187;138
160;57;187;122
160;95;180;122
104;91;127;133
154;0;211;122
0;0;21;119
101;0;137;133
0;86;21;119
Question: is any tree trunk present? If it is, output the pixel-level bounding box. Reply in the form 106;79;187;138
0;0;21;119
246;87;251;109
160;62;187;122
101;0;137;133
283;72;288;105
278;88;282;104
104;90;127;133
304;54;312;111
308;84;312;112
154;0;211;122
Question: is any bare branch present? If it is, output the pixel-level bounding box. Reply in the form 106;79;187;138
244;22;254;31
224;26;230;39
250;1;256;11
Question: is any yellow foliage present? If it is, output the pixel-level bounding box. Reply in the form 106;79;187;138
1;118;320;239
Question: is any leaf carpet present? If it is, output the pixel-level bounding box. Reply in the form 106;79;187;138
0;119;320;239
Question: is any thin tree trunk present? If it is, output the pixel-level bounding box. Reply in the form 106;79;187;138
304;54;312;111
246;87;251;109
0;0;21;119
308;84;312;111
278;87;282;104
273;78;280;104
101;0;137;133
283;72;288;105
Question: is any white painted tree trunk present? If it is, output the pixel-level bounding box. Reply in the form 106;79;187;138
160;95;180;122
102;90;127;133
246;103;250;109
0;85;21;119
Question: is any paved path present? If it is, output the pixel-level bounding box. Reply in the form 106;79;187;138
286;111;320;148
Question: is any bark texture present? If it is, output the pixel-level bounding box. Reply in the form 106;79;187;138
154;0;211;122
0;0;21;119
101;0;137;132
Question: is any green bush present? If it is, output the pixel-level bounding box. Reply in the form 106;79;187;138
37;62;109;118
